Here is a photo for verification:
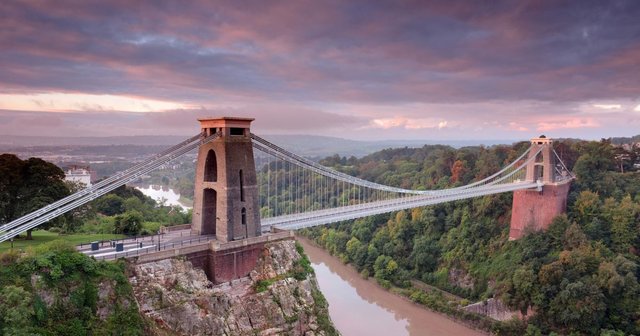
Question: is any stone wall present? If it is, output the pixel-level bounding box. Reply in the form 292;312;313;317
209;242;265;283
133;231;294;284
463;298;523;321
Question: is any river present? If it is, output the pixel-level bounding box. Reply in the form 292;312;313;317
298;238;485;336
133;184;192;211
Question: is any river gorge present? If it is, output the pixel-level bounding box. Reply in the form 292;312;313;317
136;185;484;335
299;238;484;336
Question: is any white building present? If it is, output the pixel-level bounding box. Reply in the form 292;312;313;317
65;167;92;187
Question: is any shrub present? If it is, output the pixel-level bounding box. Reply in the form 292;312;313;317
113;211;143;235
254;279;274;293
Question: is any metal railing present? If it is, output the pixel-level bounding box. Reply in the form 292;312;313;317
92;234;216;261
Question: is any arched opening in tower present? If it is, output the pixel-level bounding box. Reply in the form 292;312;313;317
241;207;247;238
533;151;544;181
202;188;217;235
204;149;217;182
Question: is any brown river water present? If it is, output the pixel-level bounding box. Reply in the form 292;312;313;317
298;238;486;336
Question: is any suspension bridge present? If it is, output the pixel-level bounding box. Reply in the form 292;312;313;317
0;117;573;272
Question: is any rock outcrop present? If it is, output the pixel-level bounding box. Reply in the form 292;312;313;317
463;298;523;321
448;267;475;290
129;240;336;336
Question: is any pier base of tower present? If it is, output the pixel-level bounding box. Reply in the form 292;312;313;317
509;182;571;240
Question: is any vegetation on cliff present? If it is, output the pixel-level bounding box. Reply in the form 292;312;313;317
300;139;640;335
0;240;144;335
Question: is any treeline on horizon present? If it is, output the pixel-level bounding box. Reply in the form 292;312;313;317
297;138;640;335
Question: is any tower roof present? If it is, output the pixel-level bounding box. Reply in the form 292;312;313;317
198;117;254;129
531;136;553;144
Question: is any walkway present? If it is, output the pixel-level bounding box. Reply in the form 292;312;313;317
77;229;214;260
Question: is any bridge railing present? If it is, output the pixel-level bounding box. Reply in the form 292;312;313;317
159;224;192;234
91;230;295;262
91;234;216;261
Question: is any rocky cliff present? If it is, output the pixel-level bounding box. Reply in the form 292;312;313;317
129;240;338;336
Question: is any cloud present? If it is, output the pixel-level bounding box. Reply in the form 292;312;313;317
0;1;639;140
537;118;599;131
0;93;193;113
508;122;529;132
1;0;639;106
370;117;450;130
593;104;622;110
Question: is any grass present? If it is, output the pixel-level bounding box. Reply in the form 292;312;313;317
0;230;124;252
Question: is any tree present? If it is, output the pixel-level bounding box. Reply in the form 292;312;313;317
548;280;606;333
603;196;639;254
0;154;23;223
345;237;363;264
373;255;399;284
0;155;70;239
505;266;536;315
547;215;571;249
571;190;601;225
450;160;466;183
94;194;125;216
114;210;143;235
572;140;615;191
411;236;439;273
563;223;588;250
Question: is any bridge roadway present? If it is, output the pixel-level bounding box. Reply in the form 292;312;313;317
261;181;540;231
77;181;539;260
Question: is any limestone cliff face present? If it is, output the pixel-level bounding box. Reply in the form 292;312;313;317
129;240;337;336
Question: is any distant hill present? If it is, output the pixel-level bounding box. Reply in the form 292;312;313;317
261;134;517;158
0;134;517;158
0;135;187;146
611;134;640;145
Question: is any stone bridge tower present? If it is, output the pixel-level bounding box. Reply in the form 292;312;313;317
191;117;261;242
509;136;571;240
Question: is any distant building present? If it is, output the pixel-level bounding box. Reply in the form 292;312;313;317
64;166;93;187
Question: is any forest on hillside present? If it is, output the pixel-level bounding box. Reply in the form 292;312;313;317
297;139;640;335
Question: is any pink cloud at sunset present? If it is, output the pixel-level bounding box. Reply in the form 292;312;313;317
537;118;600;132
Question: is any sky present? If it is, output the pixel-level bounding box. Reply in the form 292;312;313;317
1;0;639;141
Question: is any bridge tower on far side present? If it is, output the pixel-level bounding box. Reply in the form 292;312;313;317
191;117;261;242
509;136;572;240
